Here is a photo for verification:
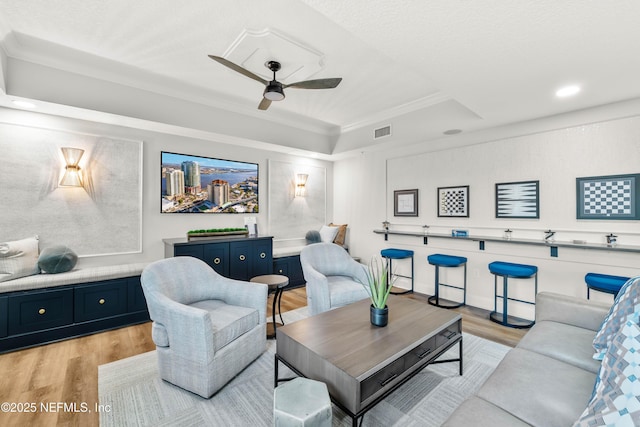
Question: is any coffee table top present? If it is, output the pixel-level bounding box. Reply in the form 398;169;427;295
277;295;460;379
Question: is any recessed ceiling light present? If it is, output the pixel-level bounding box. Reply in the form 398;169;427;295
12;100;37;109
556;85;580;98
443;129;462;135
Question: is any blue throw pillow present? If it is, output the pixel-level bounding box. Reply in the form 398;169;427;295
575;320;640;426
38;245;78;274
592;276;640;360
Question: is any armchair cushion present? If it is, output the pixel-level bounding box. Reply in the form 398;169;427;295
329;276;370;308
190;300;259;351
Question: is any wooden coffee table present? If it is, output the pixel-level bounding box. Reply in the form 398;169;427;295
275;296;462;426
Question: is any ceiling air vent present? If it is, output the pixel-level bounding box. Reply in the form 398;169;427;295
374;125;392;139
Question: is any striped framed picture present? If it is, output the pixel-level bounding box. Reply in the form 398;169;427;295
495;180;539;219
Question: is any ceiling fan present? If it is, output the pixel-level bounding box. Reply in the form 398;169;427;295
208;55;342;110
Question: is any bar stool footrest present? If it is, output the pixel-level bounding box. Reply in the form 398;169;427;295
428;295;464;309
490;311;535;329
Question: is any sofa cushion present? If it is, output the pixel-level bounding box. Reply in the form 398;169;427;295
443;396;530;427
574;320;640;427
329;223;348;246
476;348;596;427
328;275;369;308
319;225;339;243
190;300;259;351
0;236;40;282
592;276;640;360
517;321;601;374
38;245;78;274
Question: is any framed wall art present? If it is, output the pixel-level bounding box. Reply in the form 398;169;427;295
437;185;469;217
576;173;640;220
495;180;539;219
394;189;418;217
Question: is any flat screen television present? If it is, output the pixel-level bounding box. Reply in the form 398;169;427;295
161;151;258;213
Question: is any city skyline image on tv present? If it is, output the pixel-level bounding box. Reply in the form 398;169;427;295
161;151;258;213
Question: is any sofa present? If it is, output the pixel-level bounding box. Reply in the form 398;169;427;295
444;291;616;427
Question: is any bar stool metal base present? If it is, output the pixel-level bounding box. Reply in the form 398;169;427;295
488;262;537;329
427;254;467;309
380;248;414;295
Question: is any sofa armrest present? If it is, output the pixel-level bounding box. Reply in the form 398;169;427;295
536;292;611;331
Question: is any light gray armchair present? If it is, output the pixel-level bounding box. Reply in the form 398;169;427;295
300;243;370;315
141;257;267;398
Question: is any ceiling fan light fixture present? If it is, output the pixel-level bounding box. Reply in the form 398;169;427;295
264;82;285;101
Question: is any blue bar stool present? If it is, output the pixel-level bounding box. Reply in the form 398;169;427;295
585;273;629;299
488;261;538;329
380;248;414;295
427;254;467;309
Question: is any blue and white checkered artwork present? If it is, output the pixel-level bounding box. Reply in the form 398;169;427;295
577;174;640;220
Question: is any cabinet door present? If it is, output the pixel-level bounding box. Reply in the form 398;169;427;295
273;258;289;276
0;296;7;338
127;276;148;313
174;244;204;260
229;241;251;280
74;279;128;322
8;288;74;335
203;243;229;276
252;239;273;277
288;255;306;286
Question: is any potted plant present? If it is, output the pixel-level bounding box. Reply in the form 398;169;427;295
362;257;395;327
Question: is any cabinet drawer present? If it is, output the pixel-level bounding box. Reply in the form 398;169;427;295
0;296;7;337
361;357;404;402
435;320;462;349
74;280;128;322
8;288;74;335
127;277;147;313
404;336;437;369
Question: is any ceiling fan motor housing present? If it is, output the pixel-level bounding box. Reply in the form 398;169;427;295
264;80;285;101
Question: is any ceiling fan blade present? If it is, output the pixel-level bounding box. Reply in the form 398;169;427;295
208;55;268;85
284;78;342;90
258;98;272;110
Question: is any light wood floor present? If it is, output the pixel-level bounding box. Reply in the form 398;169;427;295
0;287;526;427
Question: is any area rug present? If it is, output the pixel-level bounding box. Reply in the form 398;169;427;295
99;307;510;426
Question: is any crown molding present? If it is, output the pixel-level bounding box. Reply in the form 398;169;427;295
340;91;453;133
1;31;340;137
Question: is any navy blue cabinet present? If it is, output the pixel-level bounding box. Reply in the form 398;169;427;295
0;296;9;337
164;236;273;281
0;275;149;354
273;255;305;288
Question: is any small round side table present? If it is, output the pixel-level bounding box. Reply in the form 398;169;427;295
250;274;289;338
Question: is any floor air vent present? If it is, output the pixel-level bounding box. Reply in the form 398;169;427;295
374;125;392;139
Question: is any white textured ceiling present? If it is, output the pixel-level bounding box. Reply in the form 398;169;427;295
1;0;640;153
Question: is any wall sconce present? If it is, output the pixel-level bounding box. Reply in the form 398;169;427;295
295;173;308;197
59;147;85;187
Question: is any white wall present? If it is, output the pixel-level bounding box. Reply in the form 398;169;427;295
335;114;640;318
0;107;333;267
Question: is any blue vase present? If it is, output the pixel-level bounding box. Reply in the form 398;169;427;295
370;305;389;327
